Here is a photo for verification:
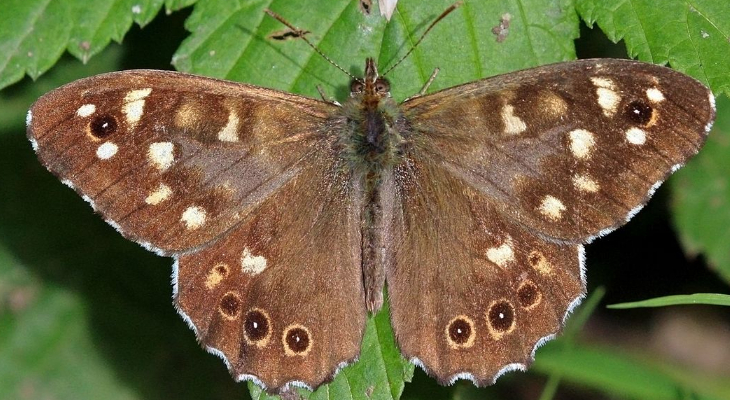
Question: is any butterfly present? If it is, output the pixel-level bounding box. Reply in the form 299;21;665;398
26;19;715;398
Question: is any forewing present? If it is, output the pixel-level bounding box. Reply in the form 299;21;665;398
27;70;336;253
401;59;715;242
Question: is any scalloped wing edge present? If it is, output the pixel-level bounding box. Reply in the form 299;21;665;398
585;91;716;243
410;245;586;386
170;259;360;394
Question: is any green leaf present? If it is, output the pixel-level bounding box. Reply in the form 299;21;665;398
607;293;730;308
0;249;138;400
165;0;197;12
576;0;730;97
0;0;169;89
0;0;73;89
173;0;579;101
534;342;730;400
536;288;605;400
64;0;165;61
534;288;730;400
673;96;730;284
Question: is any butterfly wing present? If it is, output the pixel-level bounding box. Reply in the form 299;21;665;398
175;152;366;390
28;70;334;254
384;160;585;384
384;59;714;383
401;59;715;242
28;70;367;391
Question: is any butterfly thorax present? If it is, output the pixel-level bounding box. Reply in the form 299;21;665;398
336;58;407;177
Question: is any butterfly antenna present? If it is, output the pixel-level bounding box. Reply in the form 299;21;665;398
265;9;355;79
381;1;463;76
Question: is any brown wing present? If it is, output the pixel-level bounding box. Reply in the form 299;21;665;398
385;159;584;384
28;70;367;392
384;59;714;383
175;152;366;391
27;70;336;254
400;59;715;242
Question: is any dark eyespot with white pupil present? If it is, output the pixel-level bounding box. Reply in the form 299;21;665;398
488;300;515;332
90;115;118;138
244;310;270;342
448;318;472;344
285;327;310;353
625;99;653;125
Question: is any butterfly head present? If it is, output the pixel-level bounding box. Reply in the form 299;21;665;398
350;58;391;101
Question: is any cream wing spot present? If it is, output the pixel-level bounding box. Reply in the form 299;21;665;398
706;92;716;133
590;76;616;90
123;88;152;126
175;102;200;128
241;248;267;275
568;129;596;159
596;88;620;116
96;142;118;160
572;173;600;193
486;239;515;267
181;206;206;230
124;88;152;102
218;110;240;142
646;87;665;103
590;77;620;116
76;104;96;117
501;104;527;135
538;195;566;221
148;142;175;171
145;183;172;205
540;91;568;116
626;127;647;145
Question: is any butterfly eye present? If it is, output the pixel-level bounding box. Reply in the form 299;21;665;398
89;115;118;138
374;79;390;94
350;80;365;93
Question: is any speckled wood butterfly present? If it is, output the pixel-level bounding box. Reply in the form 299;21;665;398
27;12;715;397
